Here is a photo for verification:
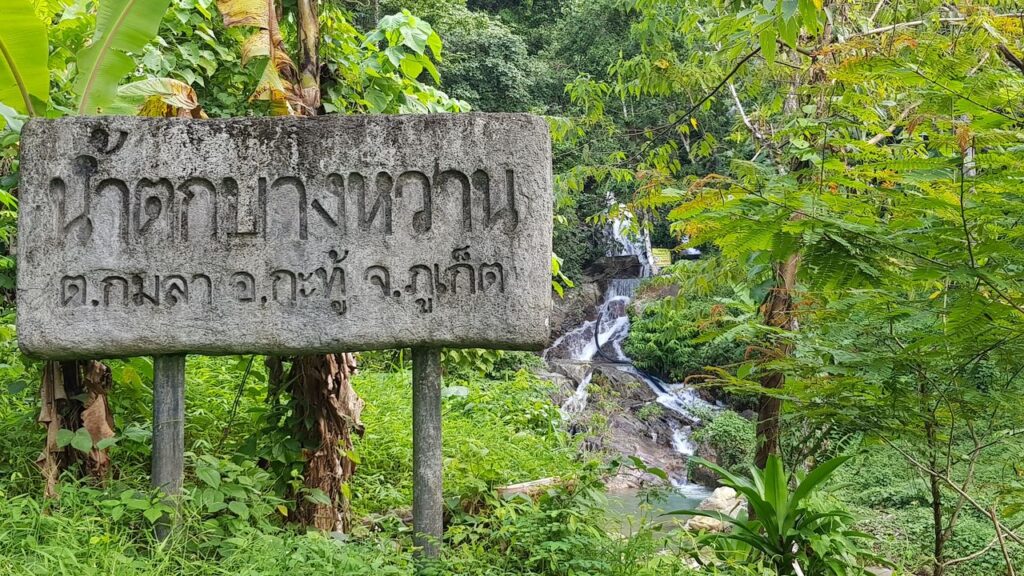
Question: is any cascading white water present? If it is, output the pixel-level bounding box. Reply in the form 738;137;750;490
544;207;714;490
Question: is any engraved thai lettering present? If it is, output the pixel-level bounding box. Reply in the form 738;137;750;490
101;275;129;307
55;155;97;244
60;275;87;307
223;177;263;237
270;176;308;240
131;274;160;306
315;266;347;315
432;263;448;295
311;173;345;234
133;178;173;240
479;263;505;293
405;264;434;296
315;266;346;298
231;271;256;302
94;178;130;245
452;246;471;262
88;126;127;154
352;172;393;234
364;265;393;297
397;171;431;233
178;177;219;242
163;275;188;306
472;169;519;230
271;269;297;304
298;272;317;297
435;169;471;232
446;263;476;295
416;297;433;313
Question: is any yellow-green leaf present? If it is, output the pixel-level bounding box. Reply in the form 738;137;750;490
0;0;48;116
74;0;172;115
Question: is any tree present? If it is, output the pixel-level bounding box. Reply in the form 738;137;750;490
0;0;184;496
215;0;463;531
564;0;1024;572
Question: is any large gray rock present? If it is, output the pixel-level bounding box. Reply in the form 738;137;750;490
683;486;744;533
18;114;552;359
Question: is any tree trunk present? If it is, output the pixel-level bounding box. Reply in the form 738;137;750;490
926;416;946;576
295;0;320;114
267;0;365;533
285;354;364;531
754;253;800;469
37;360;115;497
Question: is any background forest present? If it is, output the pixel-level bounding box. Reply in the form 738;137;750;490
1;0;1024;575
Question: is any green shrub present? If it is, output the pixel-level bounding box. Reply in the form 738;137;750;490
690;411;756;476
680;456;886;575
624;295;747;384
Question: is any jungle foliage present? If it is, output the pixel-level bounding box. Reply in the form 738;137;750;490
2;0;1024;574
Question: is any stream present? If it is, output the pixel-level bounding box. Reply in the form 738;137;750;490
542;215;714;529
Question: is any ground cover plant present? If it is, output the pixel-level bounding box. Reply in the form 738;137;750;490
2;0;1024;574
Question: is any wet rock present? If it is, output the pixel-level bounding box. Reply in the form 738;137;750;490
584;255;643;279
533;370;575;406
683;487;744;533
588;366;694;486
548;281;602;341
546;360;591;387
689;437;722;488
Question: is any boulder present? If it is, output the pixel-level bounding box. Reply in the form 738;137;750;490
548;281;602;340
584;255;643;279
532;369;576;405
683;486;745;533
688;436;722;488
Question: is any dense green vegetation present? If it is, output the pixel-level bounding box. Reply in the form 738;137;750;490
2;0;1024;574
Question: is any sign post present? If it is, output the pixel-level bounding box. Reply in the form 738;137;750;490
17;114;553;549
151;354;185;541
411;347;443;557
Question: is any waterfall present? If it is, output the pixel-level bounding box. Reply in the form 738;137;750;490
544;207;714;490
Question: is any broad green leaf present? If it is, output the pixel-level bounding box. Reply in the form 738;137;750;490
71;427;94;453
227;500;249;519
119;77;199;110
196;466;221;489
55;428;75;448
303;488;332;506
759;27;777;67
0;0;48;115
143;506;164;523
95;437;118;450
74;0;172;114
781;0;798;21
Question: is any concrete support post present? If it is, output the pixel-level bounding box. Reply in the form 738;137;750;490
152;354;185;541
411;347;443;559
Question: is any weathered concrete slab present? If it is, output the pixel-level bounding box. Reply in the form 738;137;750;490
17;114;552;359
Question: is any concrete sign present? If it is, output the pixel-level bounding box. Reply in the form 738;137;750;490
17;114;552;359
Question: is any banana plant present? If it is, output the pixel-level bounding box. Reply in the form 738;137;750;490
216;0;306;115
673;455;888;575
0;0;176;118
0;0;49;117
73;0;172;114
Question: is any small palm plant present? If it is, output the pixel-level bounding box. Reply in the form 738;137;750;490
673;455;888;575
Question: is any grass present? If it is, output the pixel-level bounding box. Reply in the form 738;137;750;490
0;352;705;575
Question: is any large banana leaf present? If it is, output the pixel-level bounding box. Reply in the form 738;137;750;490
118;77;207;117
217;0;300;115
74;0;171;115
0;0;48;115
